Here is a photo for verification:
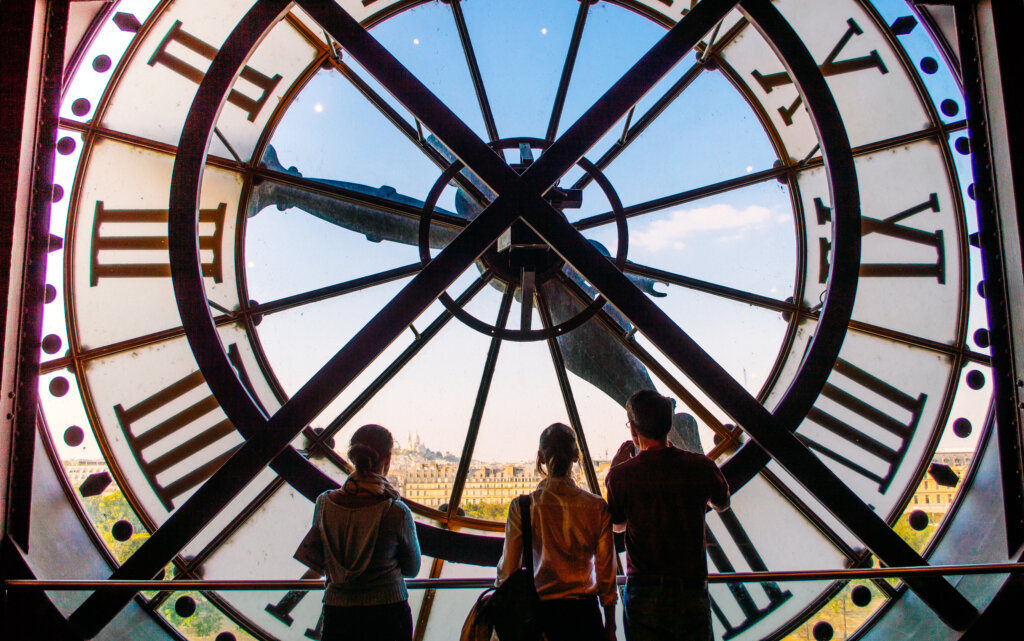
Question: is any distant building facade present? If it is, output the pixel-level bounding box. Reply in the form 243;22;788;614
910;451;974;513
403;462;543;508
63;459;109;490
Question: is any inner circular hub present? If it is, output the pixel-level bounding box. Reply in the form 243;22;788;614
478;220;565;288
418;136;628;341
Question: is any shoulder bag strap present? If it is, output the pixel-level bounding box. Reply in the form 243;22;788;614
519;495;535;580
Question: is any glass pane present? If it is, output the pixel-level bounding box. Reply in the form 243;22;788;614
102;0;318;161
557;4;665;141
158;590;259;641
81;336;277;549
201;484;328;641
719;0;930;162
468;338;572;465
70;139;243;349
264;68;452;211
618;180;797;299
340;320;491;505
365;2;489;140
601;71;779;212
797;141;964;343
709;476;848;641
305;296;455;437
252;277;415;398
460;0;586;138
418;587;484;641
243;174;425;304
780;580;889;641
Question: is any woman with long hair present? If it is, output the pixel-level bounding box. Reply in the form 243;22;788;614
496;422;618;640
315;424;421;641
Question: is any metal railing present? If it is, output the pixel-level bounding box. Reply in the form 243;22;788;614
6;561;1024;591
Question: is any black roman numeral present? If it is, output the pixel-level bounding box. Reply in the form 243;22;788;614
798;358;924;493
114;369;239;510
662;0;704;15
148;20;282;122
266;568;323;639
707;508;792;639
306;613;324;640
816;193;945;283
751;18;888;125
89;202;227;286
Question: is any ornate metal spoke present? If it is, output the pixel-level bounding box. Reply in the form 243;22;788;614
537;286;601;493
623;261;794;314
446;287;515;521
449;0;500;143
545;0;591;143
309;274;494;448
574;164;785;230
249;263;424;317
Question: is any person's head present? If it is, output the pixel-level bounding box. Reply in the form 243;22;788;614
536;422;579;478
348;424;394;475
626;390;674;441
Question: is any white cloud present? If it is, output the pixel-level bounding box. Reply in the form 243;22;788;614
632;203;774;252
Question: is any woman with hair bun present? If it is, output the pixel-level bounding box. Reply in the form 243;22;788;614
313;424;421;641
496;423;618;640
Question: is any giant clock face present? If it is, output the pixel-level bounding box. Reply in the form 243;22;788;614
38;0;994;640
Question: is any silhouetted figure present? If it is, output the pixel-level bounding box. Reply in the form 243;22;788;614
316;424;420;641
606;391;730;641
496;423;618;640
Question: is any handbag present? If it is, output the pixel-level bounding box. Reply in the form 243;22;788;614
460;590;497;641
483;494;542;641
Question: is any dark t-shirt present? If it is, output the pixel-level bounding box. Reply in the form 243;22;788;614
605;446;729;582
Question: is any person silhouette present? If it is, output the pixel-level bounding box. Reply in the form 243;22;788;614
606;391;730;641
314;424;420;641
496;423;618;640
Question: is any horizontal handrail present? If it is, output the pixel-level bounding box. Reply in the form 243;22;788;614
5;562;1024;591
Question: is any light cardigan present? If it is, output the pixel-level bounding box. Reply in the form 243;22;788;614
496;476;618;607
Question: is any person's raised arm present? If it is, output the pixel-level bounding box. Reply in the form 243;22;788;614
708;459;730;512
596;505;618;640
495;497;523;586
610;440;636;469
605;469;628;535
396;502;421;577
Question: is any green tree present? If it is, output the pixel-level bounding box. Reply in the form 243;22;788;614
462;501;511;522
79;487;249;640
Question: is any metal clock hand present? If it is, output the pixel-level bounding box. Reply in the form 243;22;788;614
254;143;677;421
252;144;463;248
